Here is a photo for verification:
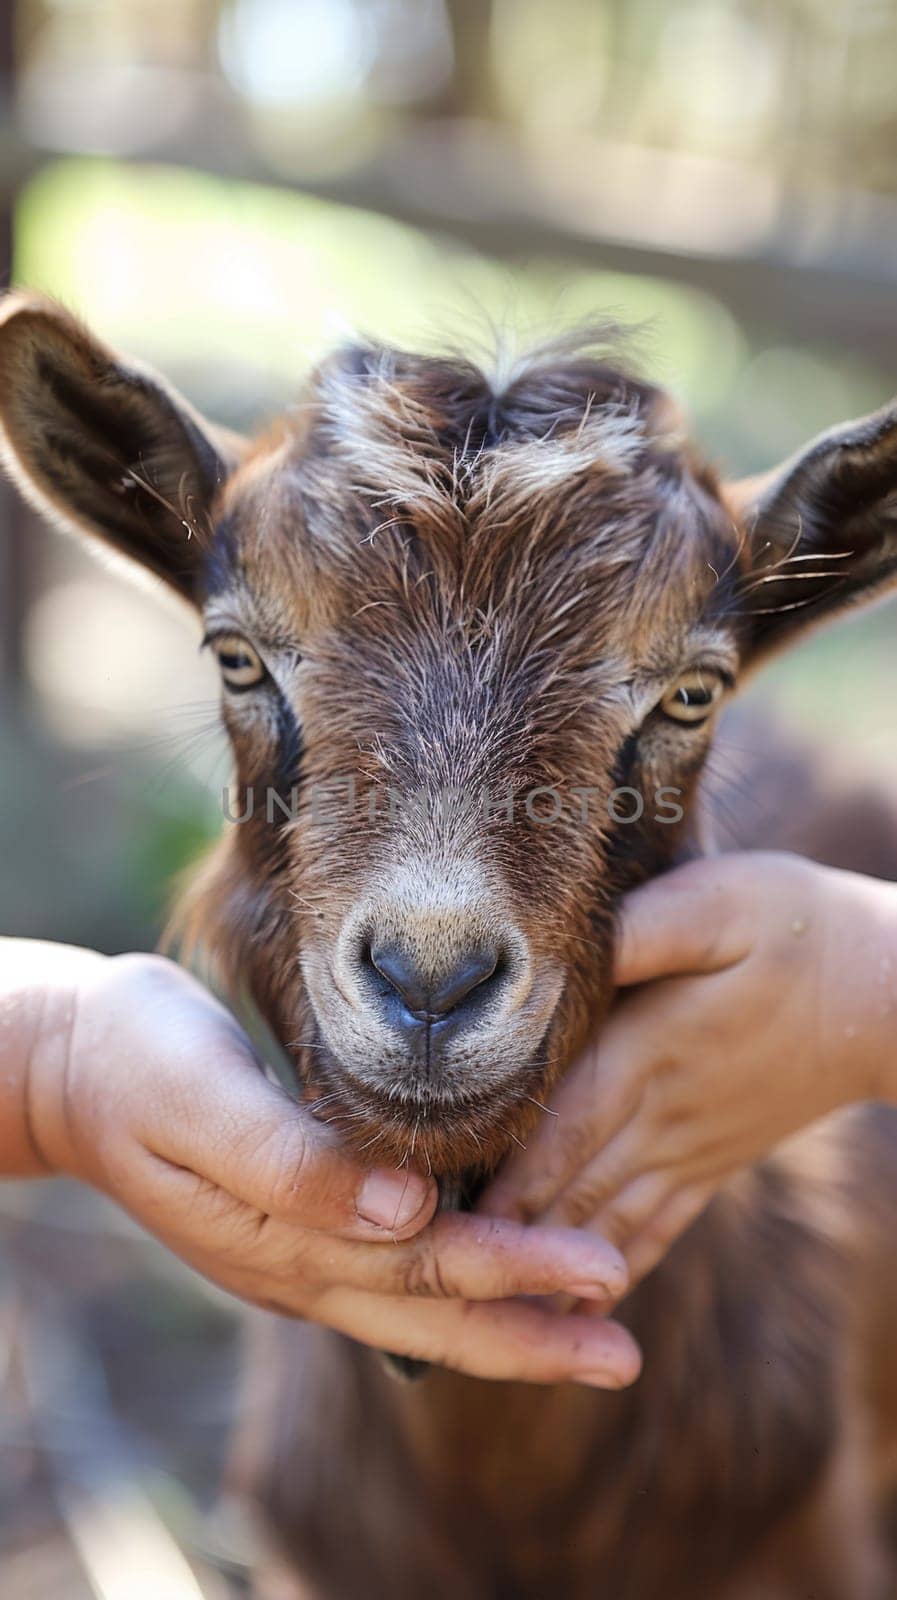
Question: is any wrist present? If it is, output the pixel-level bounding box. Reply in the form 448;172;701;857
0;939;106;1178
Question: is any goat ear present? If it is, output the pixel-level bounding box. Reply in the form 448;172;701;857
724;401;897;659
0;293;246;601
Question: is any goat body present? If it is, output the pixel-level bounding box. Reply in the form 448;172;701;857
1;297;897;1596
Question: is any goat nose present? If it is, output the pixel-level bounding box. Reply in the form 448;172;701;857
365;941;502;1025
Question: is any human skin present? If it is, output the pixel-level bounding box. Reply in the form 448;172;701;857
0;937;639;1387
9;854;891;1383
482;852;897;1289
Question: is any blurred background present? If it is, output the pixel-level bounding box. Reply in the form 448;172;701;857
2;1;897;1593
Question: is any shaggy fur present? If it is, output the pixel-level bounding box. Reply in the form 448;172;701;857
2;294;897;1597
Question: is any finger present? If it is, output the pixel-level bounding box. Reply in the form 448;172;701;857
479;1010;649;1223
317;1286;643;1387
142;1043;437;1241
614;858;754;987
170;1217;641;1387
318;1212;630;1302
548;1164;671;1242
623;1182;716;1287
136;1151;629;1305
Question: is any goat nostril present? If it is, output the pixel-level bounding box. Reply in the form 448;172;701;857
430;949;501;1016
365;941;504;1022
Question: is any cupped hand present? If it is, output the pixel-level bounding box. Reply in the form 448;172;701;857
27;952;639;1388
482;852;897;1288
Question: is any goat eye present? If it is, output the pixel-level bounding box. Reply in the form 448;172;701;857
661;671;724;725
209;633;267;692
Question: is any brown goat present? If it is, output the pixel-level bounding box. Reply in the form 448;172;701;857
2;294;897;1598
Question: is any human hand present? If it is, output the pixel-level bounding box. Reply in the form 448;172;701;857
481;853;897;1288
23;949;639;1386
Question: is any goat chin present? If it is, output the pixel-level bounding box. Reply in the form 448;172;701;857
304;1070;544;1180
294;1024;561;1181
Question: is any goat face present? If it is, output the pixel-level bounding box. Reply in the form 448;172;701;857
191;344;741;1175
3;299;897;1179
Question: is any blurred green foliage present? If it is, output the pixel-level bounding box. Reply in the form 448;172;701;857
15;158;744;414
16;156;896;467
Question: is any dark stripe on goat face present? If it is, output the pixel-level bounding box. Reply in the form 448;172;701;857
274;695;304;796
201;513;241;600
609;730;639;791
599;732;695;899
253;698;304;828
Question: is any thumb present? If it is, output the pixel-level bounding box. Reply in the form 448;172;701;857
150;1030;438;1243
219;1080;440;1242
613;856;755;987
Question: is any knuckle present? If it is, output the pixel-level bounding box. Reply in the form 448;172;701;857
263;1117;314;1214
397;1245;453;1299
558;1176;614;1229
603;1197;640;1236
563;1190;602;1228
111;950;179;993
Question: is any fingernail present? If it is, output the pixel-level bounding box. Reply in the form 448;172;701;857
357;1169;431;1230
577;1370;628;1389
567;1258;628;1299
